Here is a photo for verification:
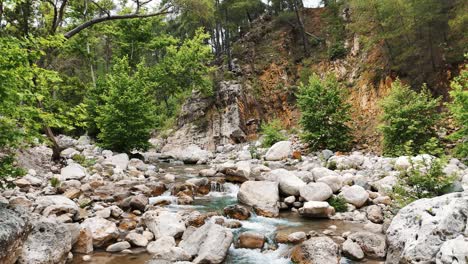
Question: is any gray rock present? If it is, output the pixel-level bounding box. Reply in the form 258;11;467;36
340;185;369;208
179;222;233;264
34;195;79;218
348;231;386;258
386;191;468;264
367;205;384;224
317;175;343;193
342;239;364;260
17;217;72;264
299;201;335;218
277;169;306;196
107;153;129;169
237;181;279;217
436;235;468;264
106;241;130;252
60;164;86;180
264;141;292;161
299;182;333;202
0;203;31;264
125;232;149;247
142;210;186;239
147;236;176;255
291;236;339;264
311;167;340;181
80;217;119;248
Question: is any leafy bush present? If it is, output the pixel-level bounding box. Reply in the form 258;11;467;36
297;74;352;151
261;119;287;147
0;155;26;189
379;80;441;156
96;57;157;153
327;42;347;60
72;154;96;168
447;65;467;161
328;196;347;212
392;158;455;207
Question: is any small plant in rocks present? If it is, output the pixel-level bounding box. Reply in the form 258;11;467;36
0;154;25;189
328;196;348;212
261;119;287;147
392;158;455;207
49;177;61;188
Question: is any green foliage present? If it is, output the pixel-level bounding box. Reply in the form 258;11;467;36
379;80;441;157
327;41;347;60
328;196;347;212
49;177;61;188
392;158;455;207
248;145;260;159
0;155;26;189
261;119;287;147
297;74;352;151
95;57;157;153
447;65;468;160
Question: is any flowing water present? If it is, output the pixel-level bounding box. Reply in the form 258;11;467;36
72;162;385;264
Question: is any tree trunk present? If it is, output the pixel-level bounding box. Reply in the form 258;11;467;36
293;0;309;56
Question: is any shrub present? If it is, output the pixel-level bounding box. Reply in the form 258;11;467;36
248;145;260;159
261;119;287;147
297;74;352;151
379;80;441;157
447;65;467;161
0;155;26;189
328;196;347;212
49;177;61;188
327;42;347;60
96;57;157;153
392;158;455;207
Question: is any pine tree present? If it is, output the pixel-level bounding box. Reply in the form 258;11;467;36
96;57;157;153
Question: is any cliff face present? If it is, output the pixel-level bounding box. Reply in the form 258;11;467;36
161;8;452;153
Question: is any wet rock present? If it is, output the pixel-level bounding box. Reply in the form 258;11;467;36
299;182;333;202
106;241;130;252
339;185;369;208
264;141;292;161
366;205;384;223
386;191;468;264
142;210;186;239
73;228;93;254
291;236;339;264
223;204;250;220
225;161;251;182
348;232;386;258
60;164;86;180
237;231;265;249
342;239;364;260
179;222;233;264
299;201;335;218
185;211;208;227
288;232;307;244
17;217;72;264
80;217;119;248
238;181;279;217
0;203;31;264
125;232;149;247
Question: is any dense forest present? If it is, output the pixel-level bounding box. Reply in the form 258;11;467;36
0;0;467;263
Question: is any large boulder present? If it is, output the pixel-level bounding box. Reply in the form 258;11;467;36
386;191;468;264
179;222;233;264
436;235;468;264
60;163;86;180
264;141;292;161
310;167;340;181
298;201;335;218
291;236;339;264
80;217;119;248
299;182;333;202
0;203;31;264
276;170;306;196
224;161;251;182
34;195;79;218
165;145;212;164
223;204;250;220
142;210;186;239
17;217;72;264
237;181;279;217
339;185;369;208
316;176;342;193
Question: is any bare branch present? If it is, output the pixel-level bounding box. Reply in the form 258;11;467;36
89;0;110;16
64;6;172;39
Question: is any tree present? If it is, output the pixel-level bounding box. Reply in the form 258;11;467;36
447;64;468;160
297;74;352;151
379;80;441;156
95;57;156;153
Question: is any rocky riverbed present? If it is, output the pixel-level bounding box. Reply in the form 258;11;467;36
1;135;467;264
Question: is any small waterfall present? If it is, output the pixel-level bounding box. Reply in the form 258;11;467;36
210;182;225;192
149;190;178;205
